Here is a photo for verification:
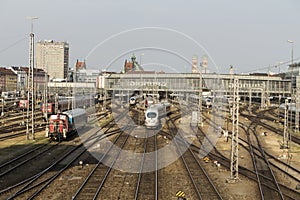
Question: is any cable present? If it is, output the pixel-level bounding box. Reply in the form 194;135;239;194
244;57;300;74
0;36;27;54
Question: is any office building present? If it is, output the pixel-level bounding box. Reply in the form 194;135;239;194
36;40;69;80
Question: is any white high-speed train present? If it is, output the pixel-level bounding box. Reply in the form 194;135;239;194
129;95;142;106
189;94;212;108
145;102;170;129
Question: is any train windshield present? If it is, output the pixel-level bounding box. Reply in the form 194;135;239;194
147;112;157;118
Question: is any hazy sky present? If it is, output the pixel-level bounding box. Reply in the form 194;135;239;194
0;0;299;74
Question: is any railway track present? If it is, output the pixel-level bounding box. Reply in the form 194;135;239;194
166;114;223;200
246;119;284;200
237;125;300;184
0;125;46;141
0;109;124;199
0;141;58;178
72;110;136;199
240;108;300;199
12;107;127;199
1;100;299;199
134;131;158;200
0;109;44;135
195;106;300;199
72;104;157;199
72;126;134;199
241;107;300;145
163;102;300;199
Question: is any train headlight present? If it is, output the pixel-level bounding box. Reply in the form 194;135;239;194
63;128;67;139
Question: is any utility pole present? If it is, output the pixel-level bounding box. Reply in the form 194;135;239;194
266;69;270;107
55;93;59;113
1;98;4;116
26;16;38;140
282;99;289;149
228;77;240;183
227;65;234;134
103;88;107;112
198;65;203;127
287;40;295;140
248;88;252;114
261;82;266;109
278;94;282;122
44;54;48;132
295;87;300;133
290;89;295;135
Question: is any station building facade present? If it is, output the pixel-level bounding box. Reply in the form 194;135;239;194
100;72;291;98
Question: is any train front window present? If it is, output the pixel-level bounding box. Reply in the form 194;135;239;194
147;112;157;118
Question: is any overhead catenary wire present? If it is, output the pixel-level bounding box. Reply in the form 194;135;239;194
245;57;300;74
0;36;27;55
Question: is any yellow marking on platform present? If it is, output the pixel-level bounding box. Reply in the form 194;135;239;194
176;190;185;197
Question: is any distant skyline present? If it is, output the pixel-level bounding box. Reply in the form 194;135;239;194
0;0;299;74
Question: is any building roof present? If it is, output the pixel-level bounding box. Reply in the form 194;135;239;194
37;40;69;45
126;70;156;74
11;66;24;71
0;67;16;76
15;67;46;75
123;54;144;73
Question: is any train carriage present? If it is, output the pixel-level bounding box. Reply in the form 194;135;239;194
19;99;29;109
145;96;154;107
189;94;212;108
46;108;87;140
40;95;93;119
145;102;170;129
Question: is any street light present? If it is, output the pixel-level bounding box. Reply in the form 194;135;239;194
26;16;38;33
